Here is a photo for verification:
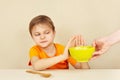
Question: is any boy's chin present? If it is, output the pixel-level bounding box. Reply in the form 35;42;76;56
39;44;49;48
39;43;53;48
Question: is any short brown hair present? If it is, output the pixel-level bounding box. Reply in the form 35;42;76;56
29;15;55;35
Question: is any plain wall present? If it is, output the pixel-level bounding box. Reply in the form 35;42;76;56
0;0;120;69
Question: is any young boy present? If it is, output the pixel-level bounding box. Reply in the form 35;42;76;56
28;15;90;70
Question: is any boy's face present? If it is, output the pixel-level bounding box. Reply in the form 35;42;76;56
31;24;55;48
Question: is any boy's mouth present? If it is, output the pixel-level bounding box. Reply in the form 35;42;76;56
40;41;47;43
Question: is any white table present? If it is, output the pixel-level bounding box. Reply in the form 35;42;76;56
0;69;120;80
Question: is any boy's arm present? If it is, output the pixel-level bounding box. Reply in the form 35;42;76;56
30;35;77;71
80;62;90;69
67;35;90;69
73;62;90;69
31;55;66;71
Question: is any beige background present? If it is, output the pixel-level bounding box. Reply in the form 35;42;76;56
0;0;120;69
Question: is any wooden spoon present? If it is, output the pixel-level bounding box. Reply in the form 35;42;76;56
26;70;51;78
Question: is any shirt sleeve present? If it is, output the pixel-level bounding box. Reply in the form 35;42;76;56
68;57;77;66
29;47;39;59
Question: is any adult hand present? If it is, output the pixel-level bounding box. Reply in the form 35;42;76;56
92;37;111;59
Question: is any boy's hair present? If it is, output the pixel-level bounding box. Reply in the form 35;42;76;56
29;15;55;35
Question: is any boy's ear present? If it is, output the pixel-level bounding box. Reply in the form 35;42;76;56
54;31;56;34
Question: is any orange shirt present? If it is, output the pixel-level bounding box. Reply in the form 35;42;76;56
29;43;76;69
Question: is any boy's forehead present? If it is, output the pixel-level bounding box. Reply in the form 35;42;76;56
32;24;52;31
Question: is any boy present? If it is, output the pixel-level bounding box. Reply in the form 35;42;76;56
28;15;90;70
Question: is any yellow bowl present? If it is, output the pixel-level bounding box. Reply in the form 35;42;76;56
69;46;95;62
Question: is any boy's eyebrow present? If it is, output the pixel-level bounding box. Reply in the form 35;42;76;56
43;29;51;32
34;32;40;34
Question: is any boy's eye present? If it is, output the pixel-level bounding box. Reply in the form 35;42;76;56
45;31;50;34
34;33;40;36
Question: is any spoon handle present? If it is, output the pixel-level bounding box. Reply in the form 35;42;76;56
26;70;51;78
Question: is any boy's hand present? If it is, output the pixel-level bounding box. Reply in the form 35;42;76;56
62;35;85;60
75;35;85;46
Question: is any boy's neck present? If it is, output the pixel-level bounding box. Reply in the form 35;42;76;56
42;43;56;57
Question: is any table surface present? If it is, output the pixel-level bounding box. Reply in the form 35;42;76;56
0;69;120;80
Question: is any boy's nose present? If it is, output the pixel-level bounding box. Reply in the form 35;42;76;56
40;35;45;39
